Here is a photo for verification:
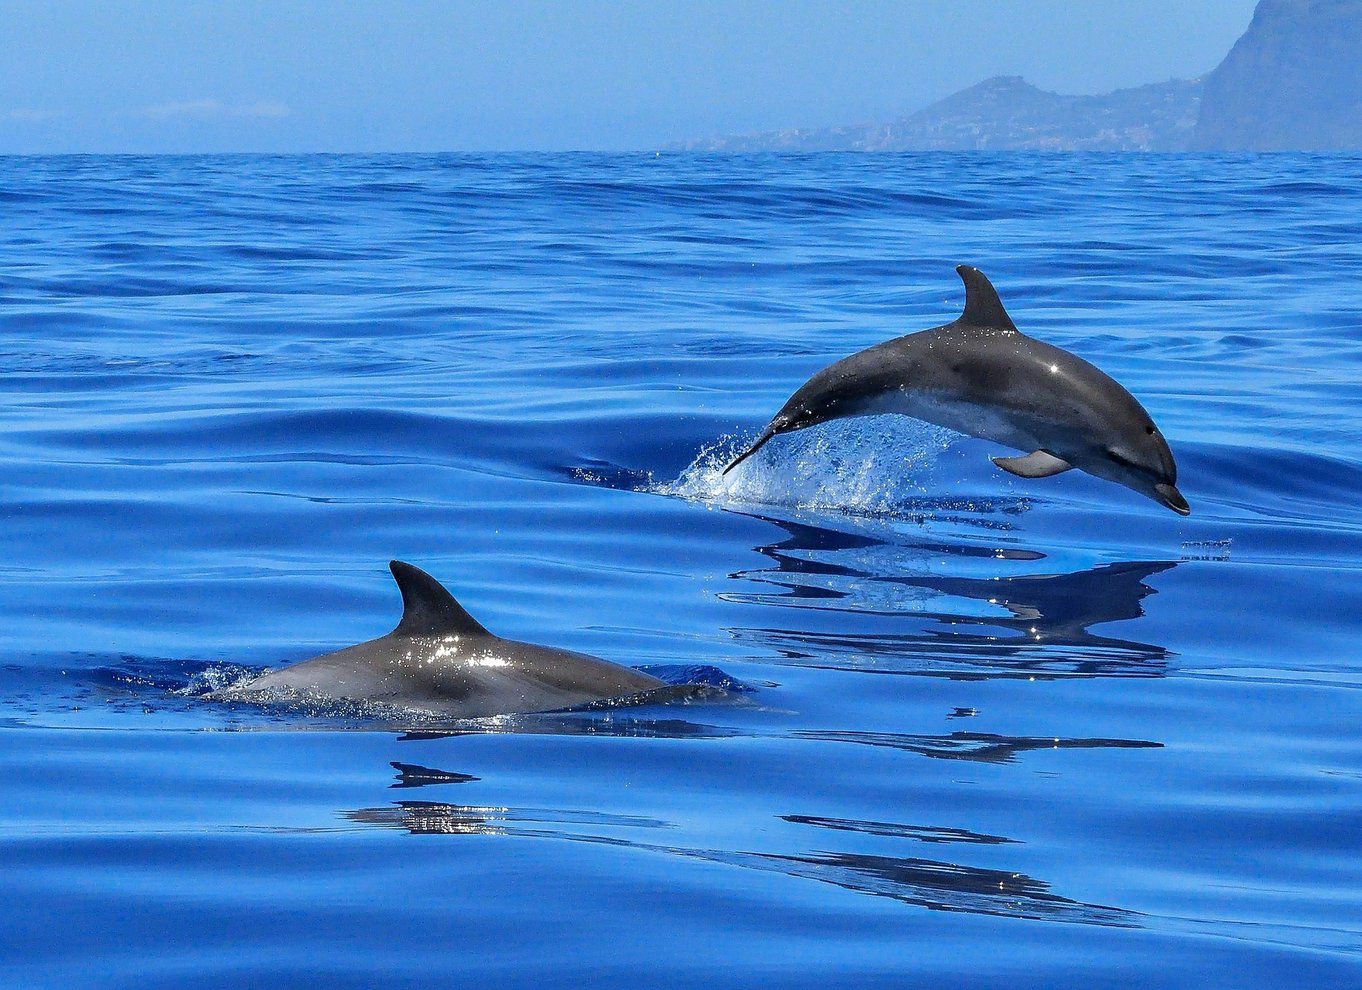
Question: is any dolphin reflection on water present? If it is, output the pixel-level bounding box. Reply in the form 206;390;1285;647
723;511;1176;678
345;763;1138;927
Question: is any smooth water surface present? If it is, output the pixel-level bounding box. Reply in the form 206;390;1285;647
1;153;1360;988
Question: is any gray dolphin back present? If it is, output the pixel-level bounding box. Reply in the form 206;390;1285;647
215;560;685;718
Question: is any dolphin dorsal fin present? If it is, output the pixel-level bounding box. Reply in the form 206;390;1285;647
388;560;491;638
956;265;1019;333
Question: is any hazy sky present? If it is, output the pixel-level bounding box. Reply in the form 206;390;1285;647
1;0;1259;153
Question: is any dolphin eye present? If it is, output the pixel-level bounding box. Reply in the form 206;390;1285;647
1145;425;1155;436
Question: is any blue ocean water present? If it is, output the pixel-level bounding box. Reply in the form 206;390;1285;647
1;152;1360;988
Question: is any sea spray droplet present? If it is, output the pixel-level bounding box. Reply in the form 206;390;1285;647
176;663;261;696
652;418;958;516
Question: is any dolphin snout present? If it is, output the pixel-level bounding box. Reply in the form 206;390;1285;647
1154;483;1190;516
722;428;777;476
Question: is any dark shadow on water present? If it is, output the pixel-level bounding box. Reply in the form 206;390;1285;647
725;511;1177;679
781;814;1016;845
738;625;1170;679
563;458;656;492
738;512;1047;576
343;791;1138;928
346;801;674;835
401;720;1161;768
791;729;1162;764
396;713;748;743
702;848;1136;927
885;559;1177;657
389;762;479;788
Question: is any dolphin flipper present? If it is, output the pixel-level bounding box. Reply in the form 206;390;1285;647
992;450;1073;478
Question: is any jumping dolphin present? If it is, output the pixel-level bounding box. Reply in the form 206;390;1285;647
723;266;1189;515
217;560;673;718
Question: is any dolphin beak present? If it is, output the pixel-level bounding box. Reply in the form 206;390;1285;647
1154;483;1191;516
722;428;776;476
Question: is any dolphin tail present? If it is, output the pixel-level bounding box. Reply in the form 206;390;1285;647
721;428;777;476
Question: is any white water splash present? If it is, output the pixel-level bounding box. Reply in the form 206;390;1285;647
652;418;964;517
177;663;259;695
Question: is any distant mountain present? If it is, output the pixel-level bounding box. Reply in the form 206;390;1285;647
670;75;1203;153
670;0;1362;153
1192;0;1362;150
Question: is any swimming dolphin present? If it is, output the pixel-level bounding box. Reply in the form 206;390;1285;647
217;560;672;718
723;266;1189;515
